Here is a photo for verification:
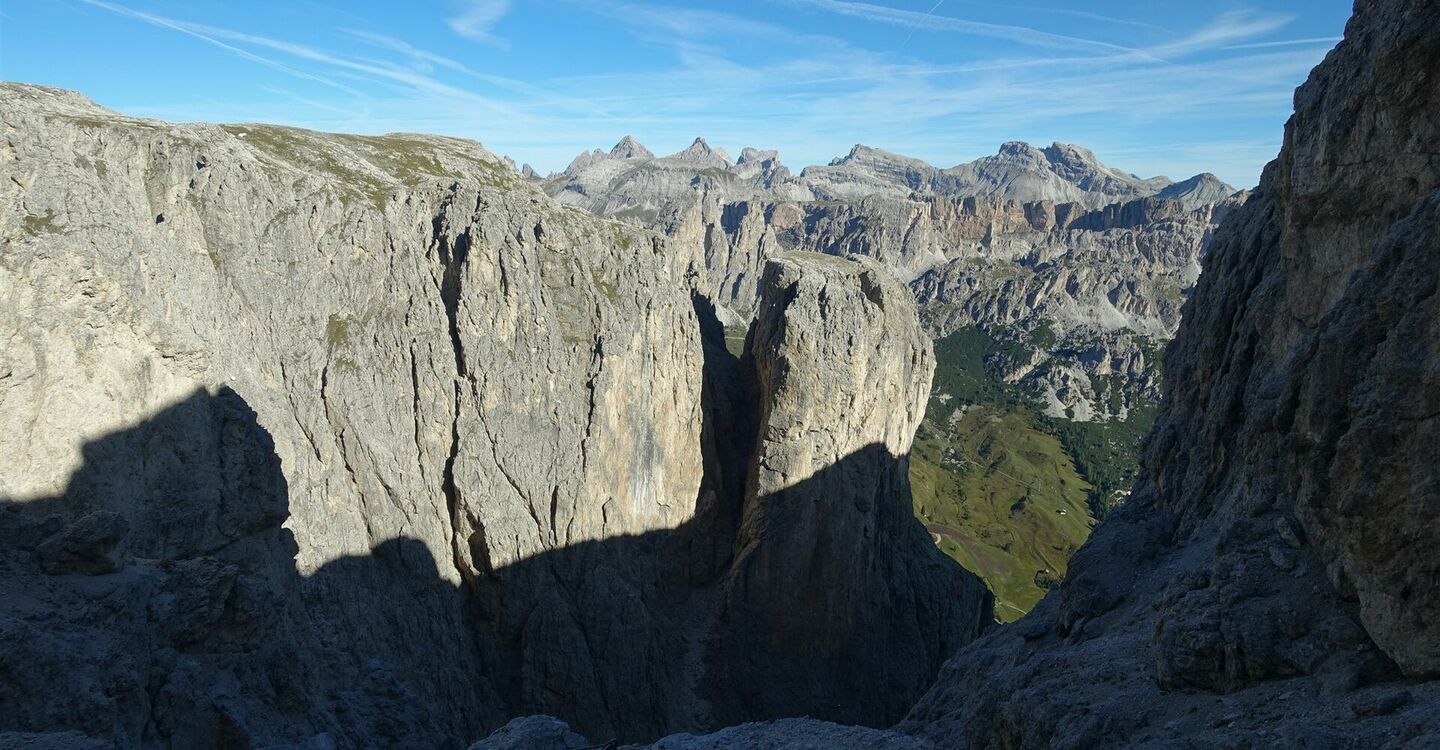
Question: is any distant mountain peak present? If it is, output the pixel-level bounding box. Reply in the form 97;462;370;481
670;137;731;167
738;146;780;166
997;140;1042;157
681;136;713;153
563;147;609;175
610;135;653;159
1155;171;1238;206
1042;141;1098;163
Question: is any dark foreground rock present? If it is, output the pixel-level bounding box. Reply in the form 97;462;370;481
897;0;1440;746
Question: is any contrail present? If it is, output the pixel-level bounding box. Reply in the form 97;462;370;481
897;0;946;53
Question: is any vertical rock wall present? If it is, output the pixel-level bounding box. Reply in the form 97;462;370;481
0;85;988;747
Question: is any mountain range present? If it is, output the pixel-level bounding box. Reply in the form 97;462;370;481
539;135;1237;220
1;0;1437;747
538;130;1248;613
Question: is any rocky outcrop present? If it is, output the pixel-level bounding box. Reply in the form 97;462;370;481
893;0;1440;746
657;189;1238;420
1;83;706;747
549;133;1240;422
705;255;992;727
0;85;983;748
1155;172;1239;209
609;134;654;160
479;1;1439;746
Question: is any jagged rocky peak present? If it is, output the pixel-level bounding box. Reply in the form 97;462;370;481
942;139;1173;204
1155;171;1239;206
733;147;795;187
669;136;732;167
995;139;1045;159
736;146;779;167
1040;141;1102;169
826;142;931;170
609;134;654;159
562;146;610;175
1039;141;1156;187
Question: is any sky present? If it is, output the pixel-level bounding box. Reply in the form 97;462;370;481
0;0;1353;186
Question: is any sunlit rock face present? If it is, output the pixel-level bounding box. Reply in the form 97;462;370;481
0;84;987;747
548;128;1247;425
705;254;993;729
1;82;711;746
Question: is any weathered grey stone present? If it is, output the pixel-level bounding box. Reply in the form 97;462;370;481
893;0;1440;747
649;184;1241;422
638;718;936;749
551;131;1242;424
705;254;992;728
0;83;985;747
34;510;128;575
467;716;591;750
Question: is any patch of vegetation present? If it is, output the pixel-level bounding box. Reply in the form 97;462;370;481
1029;323;1057;351
224;126;514;210
911;325;1159;618
929;326;1034;411
225;125;386;209
723;325;748;358
1044;402;1156;519
1088;372;1129;417
609;206;659;225
590;270;620;304
21;209;59;235
911;405;1092;621
49;115;113;131
325;314;353;352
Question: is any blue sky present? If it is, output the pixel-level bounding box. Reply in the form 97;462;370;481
1;0;1351;186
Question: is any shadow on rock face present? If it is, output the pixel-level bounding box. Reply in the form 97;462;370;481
0;387;489;749
0;380;983;748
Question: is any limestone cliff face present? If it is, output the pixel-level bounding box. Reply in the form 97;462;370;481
483;1;1439;747
706;255;993;727
0;85;983;748
1144;0;1440;675
657;189;1236;420
553;136;1240;424
894;0;1440;746
0;82;708;747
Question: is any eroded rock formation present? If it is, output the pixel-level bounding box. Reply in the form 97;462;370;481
0;85;984;748
556;133;1242;422
706;255;992;727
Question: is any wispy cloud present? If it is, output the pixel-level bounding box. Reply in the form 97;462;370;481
1222;36;1342;50
76;0;363;95
788;0;1143;56
70;0;1339;186
944;0;1171;35
448;0;510;46
1145;10;1294;59
76;0;530;126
